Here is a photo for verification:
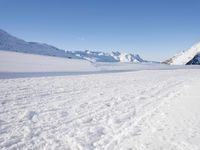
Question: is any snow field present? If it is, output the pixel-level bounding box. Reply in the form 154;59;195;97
1;50;200;80
0;51;97;72
1;69;200;150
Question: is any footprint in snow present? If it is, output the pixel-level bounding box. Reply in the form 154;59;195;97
25;111;39;123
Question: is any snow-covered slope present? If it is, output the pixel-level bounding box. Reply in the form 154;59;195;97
0;29;76;59
0;29;144;63
165;42;200;65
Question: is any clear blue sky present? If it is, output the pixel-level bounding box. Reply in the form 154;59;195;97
1;0;200;61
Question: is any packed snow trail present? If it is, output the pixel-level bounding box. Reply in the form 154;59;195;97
0;69;200;150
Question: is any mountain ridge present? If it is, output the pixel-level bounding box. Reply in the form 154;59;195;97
164;42;200;65
0;29;144;63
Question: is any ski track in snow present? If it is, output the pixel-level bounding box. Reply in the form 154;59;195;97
0;69;200;150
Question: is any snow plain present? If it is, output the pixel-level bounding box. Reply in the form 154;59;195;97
1;51;200;150
0;50;200;79
0;51;97;72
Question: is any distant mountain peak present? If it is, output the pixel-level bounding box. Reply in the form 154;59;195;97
164;42;200;65
0;28;145;63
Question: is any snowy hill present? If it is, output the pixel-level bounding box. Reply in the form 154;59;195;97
0;29;76;59
164;42;200;65
0;29;144;63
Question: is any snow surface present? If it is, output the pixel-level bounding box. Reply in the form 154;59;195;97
167;42;200;65
1;69;200;150
1;50;200;149
1;50;200;79
0;50;97;72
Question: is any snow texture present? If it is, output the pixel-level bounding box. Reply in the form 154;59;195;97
1;69;200;150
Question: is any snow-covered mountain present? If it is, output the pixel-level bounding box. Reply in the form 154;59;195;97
0;29;144;63
164;42;200;65
73;50;144;63
0;29;76;59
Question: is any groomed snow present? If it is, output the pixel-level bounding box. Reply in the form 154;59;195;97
1;69;200;150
